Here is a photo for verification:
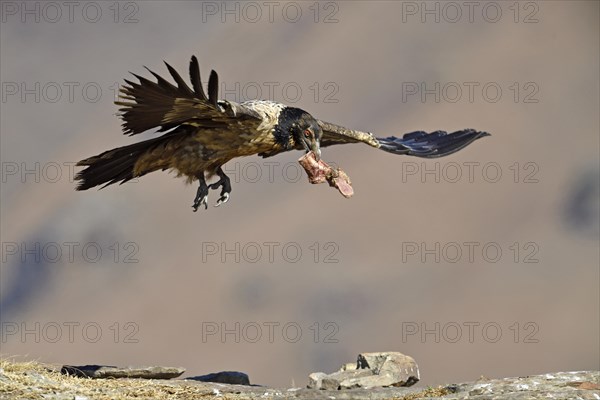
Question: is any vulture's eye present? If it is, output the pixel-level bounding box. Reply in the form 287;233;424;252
304;129;311;137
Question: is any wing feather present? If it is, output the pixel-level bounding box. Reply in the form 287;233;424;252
319;120;489;158
189;56;207;100
208;70;219;108
143;67;181;95
115;56;262;136
318;120;380;148
164;61;195;97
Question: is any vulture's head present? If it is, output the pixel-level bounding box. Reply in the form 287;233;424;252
277;107;323;161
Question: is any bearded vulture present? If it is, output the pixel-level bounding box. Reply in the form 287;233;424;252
75;56;490;211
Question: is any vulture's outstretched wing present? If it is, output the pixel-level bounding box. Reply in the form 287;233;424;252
318;120;490;158
77;56;267;191
115;55;262;136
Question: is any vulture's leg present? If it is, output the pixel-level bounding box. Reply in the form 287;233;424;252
209;167;232;207
192;173;209;212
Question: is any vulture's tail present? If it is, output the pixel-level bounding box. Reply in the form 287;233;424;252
75;135;171;190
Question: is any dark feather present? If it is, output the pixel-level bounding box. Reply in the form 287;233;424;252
115;60;234;136
164;61;194;96
208;70;219;108
189;56;207;100
378;129;490;158
144;67;181;95
75;135;170;190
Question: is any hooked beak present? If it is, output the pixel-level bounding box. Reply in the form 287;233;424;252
311;138;321;161
303;137;321;161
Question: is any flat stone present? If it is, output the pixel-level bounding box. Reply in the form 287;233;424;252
187;371;250;385
61;365;185;379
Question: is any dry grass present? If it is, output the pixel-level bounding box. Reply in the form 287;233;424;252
0;358;221;400
392;386;452;399
1;358;453;400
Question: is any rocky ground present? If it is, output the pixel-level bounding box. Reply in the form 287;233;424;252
1;359;598;400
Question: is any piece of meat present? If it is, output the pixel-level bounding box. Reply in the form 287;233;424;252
298;152;354;198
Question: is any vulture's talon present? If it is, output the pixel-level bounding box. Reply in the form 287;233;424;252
209;167;231;208
192;196;208;211
215;192;230;207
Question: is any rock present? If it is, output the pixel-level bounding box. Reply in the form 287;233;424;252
60;365;185;379
450;371;600;399
5;360;600;400
307;372;327;389
187;371;250;385
307;351;419;390
339;363;357;372
357;352;419;386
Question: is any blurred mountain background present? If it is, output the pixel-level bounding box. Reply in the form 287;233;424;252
1;1;598;388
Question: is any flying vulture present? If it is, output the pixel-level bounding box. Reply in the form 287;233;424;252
76;56;490;211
